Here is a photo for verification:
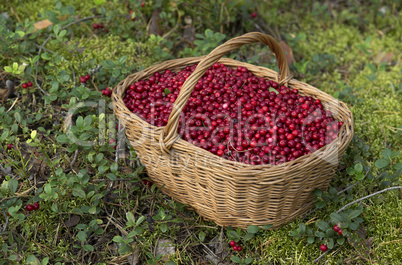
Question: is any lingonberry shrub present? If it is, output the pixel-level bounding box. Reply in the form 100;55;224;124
123;63;341;166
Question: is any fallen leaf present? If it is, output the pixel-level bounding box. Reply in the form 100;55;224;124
155;239;175;261
280;41;295;64
64;215;80;228
34;19;53;31
148;9;163;36
374;51;393;64
1;80;15;104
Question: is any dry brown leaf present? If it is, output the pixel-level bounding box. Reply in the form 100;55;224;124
280;41;295;64
64;215;80;228
34;19;53;31
374;51;393;64
148;9;163;36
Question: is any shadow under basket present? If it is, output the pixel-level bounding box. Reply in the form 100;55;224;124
112;32;354;229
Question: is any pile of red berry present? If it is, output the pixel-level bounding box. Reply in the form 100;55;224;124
80;74;91;84
93;23;104;29
229;240;242;251
122;63;342;166
101;87;112;97
26;202;40;212
22;81;33;88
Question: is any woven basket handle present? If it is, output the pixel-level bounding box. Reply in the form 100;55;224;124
161;32;290;151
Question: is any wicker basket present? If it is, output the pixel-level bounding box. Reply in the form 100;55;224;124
112;32;354;229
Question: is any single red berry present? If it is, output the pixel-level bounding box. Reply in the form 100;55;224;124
7;212;10;216
141;2;145;7
79;76;86;83
229;241;237;247
216;149;224;156
6;143;13;150
333;225;340;232
232;246;238;251
98;24;104;28
320;244;328;252
93;23;99;29
33;202;40;210
338;121;344;127
26;204;34;212
27;81;33;87
22;83;28;88
338;229;343;236
251;12;257;18
109;139;116;149
84;74;91;81
141;180;152;188
237;246;242;251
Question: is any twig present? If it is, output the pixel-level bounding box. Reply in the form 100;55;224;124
336;186;402;214
62;15;102;30
70;149;79;168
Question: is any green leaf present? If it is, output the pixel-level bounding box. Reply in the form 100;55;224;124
375;158;389;169
83;244;94;251
161;223;167;233
165;262;176;265
327;238;334;249
346;167;355;175
231;255;241;263
59;29;67;37
348;209;362;219
328;187;337;196
299;223;306;234
243;232;254;242
354;173;365;180
88;206;97;214
77;231;87;242
4;66;12;72
315;201;325;209
330;212;343;223
354;163;363;173
136;216;145;225
1;129;9;141
26;254;39;264
247;225;259;234
14;112;21;123
8;179;18;194
269;87;279;94
262;224;273;230
8;255;18;261
245;257;253;264
317;221;329;231
56;134;70;143
313;189;322;197
110;162;118;173
44;184;52;195
112;236;124;243
164;88;171;95
394;163;402;170
381;149;392;160
126;212;135;223
307;236;315;244
227;230;240;241
199;231;206;242
337;237;345;245
391;151;400;159
41;257;49;265
350;221;359;230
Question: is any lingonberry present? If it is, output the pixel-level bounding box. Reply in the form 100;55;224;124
84;74;91;81
33;202;40;210
338;229;343;236
333;225;340;232
26;204;34;211
142;180;152;188
6;143;13;150
237;246;242;251
141;2;145;7
232;246;238;251
251;12;257;18
22;83;28;88
27;81;33;87
93;23;99;29
229;240;237;247
109;138;116;149
79;76;87;83
320;244;328;252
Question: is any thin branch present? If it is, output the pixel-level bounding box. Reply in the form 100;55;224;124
336;186;402;214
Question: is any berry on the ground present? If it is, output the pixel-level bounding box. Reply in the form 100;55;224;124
142;180;152;188
229;240;237;247
333;225;340;232
6;144;13;150
338;229;343;236
27;81;33;87
93;23;99;29
232;246;238;251
79;76;87;83
26;204;34;211
237;246;242;251
251;12;257;18
320;244;328;252
22;83;28;88
33;202;40;210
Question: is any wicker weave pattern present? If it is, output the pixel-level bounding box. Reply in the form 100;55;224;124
112;32;354;229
